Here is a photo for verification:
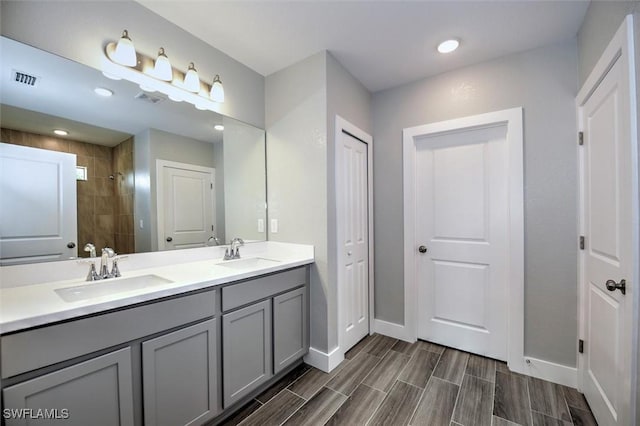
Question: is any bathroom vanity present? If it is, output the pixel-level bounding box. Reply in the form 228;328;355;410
0;242;313;426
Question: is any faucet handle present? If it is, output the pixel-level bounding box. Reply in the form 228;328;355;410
111;255;128;278
77;259;100;281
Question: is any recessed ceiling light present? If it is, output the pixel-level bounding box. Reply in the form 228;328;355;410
53;129;69;136
214;125;224;131
94;87;113;97
437;39;460;54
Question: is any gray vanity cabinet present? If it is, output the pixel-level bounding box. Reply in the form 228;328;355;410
142;319;218;426
2;347;134;426
222;299;272;407
273;287;308;374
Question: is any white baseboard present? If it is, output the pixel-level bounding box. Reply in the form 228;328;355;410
523;356;578;388
304;346;344;373
373;319;415;343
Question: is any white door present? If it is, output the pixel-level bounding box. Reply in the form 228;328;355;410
339;131;370;351
416;124;509;360
580;50;635;426
0;143;77;265
157;161;215;250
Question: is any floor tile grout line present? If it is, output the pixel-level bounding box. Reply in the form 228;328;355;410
558;386;576;425
447;352;471;424
407;349;444;426
525;374;533;426
276;389;307;426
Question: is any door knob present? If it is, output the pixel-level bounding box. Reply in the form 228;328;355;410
166;237;173;242
347;251;352;256
67;242;76;249
418;245;428;254
605;279;626;295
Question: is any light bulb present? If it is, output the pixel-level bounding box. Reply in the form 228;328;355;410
113;30;137;66
210;74;224;103
437;39;460;54
183;62;200;92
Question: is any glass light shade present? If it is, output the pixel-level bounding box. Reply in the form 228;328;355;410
214;125;224;131
183;63;200;92
153;48;173;81
210;74;224;103
113;30;137;66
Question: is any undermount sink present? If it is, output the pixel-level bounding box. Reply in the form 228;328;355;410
217;257;281;270
55;274;174;303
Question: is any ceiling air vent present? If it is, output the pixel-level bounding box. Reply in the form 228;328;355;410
12;70;39;87
134;92;166;104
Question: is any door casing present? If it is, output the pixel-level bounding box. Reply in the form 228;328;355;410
335;115;374;364
576;14;639;425
403;107;524;373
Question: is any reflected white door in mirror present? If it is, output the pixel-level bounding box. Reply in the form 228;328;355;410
0;143;78;265
156;160;215;251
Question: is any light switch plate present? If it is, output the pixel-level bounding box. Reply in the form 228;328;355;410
270;219;278;233
258;218;265;233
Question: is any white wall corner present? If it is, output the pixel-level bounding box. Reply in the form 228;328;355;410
373;319;416;343
522;356;578;388
304;346;344;373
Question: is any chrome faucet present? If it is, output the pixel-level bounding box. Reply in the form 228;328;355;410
207;236;222;246
100;248;115;279
223;237;244;260
83;243;100;281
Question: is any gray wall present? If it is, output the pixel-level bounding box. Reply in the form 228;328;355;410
577;1;640;87
222;117;267;242
266;52;329;352
134;128;216;252
266;51;372;355
0;0;265;128
372;40;579;367
326;52;372;351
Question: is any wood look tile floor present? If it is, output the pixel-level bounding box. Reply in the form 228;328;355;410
219;334;598;426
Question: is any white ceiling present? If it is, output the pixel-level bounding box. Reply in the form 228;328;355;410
137;0;590;92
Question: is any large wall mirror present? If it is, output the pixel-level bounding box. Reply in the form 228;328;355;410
0;37;267;265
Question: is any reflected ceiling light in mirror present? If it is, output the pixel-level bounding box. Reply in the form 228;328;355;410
437;39;460;54
214;124;224;131
153;48;172;81
113;30;137;66
210;75;224;103
183;63;200;92
102;31;225;112
53;129;69;136
94;87;113;97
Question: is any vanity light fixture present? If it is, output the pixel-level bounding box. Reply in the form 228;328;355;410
53;129;69;136
210;75;224;103
112;30;137;66
437;39;460;54
214;124;224;131
153;48;173;81
94;87;113;97
102;30;225;112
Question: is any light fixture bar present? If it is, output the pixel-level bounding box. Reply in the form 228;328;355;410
102;31;225;112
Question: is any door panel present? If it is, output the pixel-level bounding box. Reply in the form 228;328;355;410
417;125;508;360
339;131;369;351
0;143;77;264
581;56;633;426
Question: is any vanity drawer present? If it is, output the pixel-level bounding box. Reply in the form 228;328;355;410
221;268;306;312
1;290;215;379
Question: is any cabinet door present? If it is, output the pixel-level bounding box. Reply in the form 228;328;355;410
2;348;134;426
142;319;218;426
222;300;272;408
273;287;309;374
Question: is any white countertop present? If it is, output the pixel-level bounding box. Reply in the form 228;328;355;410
0;242;314;334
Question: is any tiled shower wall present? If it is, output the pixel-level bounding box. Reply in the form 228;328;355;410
1;128;134;256
113;138;135;254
